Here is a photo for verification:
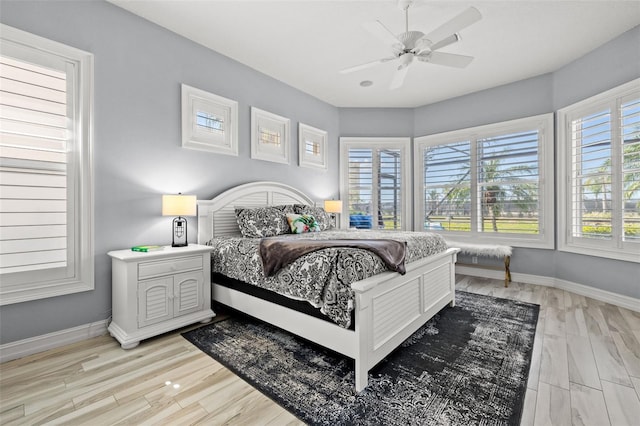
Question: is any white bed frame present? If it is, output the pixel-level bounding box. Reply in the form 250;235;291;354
197;181;459;391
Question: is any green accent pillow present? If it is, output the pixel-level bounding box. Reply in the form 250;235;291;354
286;213;321;234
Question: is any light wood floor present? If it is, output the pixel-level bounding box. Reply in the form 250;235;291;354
1;276;639;425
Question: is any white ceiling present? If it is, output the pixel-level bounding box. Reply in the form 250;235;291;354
108;0;640;108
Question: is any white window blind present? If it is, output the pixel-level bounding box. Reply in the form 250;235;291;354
478;130;540;234
415;114;554;248
558;78;640;262
621;98;640;243
570;109;613;239
0;24;93;304
0;55;70;274
340;138;410;230
423;141;471;231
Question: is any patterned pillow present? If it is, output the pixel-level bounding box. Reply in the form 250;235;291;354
235;206;290;238
286;213;320;234
293;204;332;230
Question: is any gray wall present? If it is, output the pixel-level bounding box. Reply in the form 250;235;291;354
0;0;340;344
1;1;637;345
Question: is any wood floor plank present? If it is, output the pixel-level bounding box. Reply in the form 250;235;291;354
570;382;611;426
71;350;201;409
600;305;633;334
544;307;566;337
564;292;588;309
584;305;612;337
618;307;640;331
133;401;209;426
611;331;640;378
527;326;544;391
565;308;589;337
539;334;570;390
631;376;640;400
81;396;151;425
567;334;601;390
0;404;24;424
265;409;306;425
591;336;633;386
533;382;571;426
601;380;640;426
545;288;565;310
9;399;76;426
520;388;537;426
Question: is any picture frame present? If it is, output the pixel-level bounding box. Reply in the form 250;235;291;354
298;123;328;170
250;107;290;164
181;84;238;156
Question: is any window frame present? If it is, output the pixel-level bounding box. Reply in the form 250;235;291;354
414;114;555;249
0;24;94;305
557;79;640;263
339;137;412;230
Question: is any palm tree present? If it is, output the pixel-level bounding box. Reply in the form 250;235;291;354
480;159;537;232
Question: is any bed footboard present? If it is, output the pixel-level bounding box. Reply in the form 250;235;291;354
352;248;458;391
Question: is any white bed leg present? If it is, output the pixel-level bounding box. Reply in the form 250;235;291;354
355;363;368;392
449;298;456;307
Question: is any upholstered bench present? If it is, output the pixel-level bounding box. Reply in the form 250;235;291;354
445;240;512;287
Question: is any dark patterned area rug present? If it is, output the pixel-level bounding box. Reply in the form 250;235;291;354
182;291;539;426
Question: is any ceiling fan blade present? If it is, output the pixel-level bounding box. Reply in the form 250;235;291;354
423;7;481;46
415;32;459;53
417;51;474;68
339;56;397;74
362;20;405;49
390;54;413;90
390;66;409;90
429;33;460;51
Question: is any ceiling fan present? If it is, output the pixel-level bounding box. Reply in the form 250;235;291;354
340;0;481;89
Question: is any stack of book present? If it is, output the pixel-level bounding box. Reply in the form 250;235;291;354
131;245;164;252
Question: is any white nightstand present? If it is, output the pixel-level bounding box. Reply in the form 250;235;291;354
107;244;215;349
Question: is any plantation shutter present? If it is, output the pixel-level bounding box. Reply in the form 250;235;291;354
0;54;72;276
570;108;613;239
621;97;640;242
347;146;404;230
422;141;471;231
477;130;540;234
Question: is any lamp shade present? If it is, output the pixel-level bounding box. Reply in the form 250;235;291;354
324;200;343;214
162;194;197;216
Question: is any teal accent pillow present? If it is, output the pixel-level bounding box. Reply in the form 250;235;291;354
286;213;320;234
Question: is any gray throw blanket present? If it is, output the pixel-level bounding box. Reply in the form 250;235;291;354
259;237;408;277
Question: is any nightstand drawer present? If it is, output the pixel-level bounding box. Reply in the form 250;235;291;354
138;255;203;280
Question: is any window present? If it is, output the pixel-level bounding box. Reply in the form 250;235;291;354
558;79;640;262
340;137;411;230
0;24;94;304
414;114;554;248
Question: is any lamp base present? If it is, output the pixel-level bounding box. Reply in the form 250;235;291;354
171;216;188;247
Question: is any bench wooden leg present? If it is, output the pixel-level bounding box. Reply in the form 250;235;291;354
504;255;511;287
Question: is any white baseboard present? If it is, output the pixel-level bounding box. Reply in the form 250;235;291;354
456;265;639;312
0;319;109;364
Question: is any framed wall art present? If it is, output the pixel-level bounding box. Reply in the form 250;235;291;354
250;107;290;164
298;123;328;170
181;84;238;156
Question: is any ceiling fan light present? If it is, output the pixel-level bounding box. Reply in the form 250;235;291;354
399;52;414;69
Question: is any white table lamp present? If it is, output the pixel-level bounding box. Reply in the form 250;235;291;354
162;194;197;247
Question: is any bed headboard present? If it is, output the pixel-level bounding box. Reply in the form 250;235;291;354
197;181;315;243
